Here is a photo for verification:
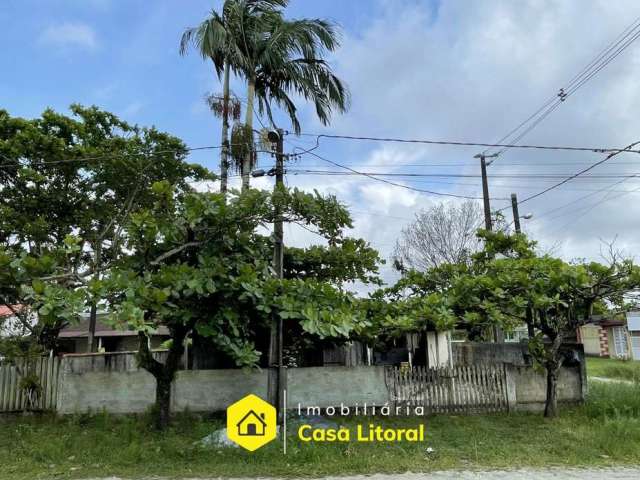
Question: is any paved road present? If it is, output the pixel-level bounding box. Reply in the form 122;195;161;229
86;467;640;479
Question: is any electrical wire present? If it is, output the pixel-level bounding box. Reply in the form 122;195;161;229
514;140;640;206
291;133;640;155
485;15;640;158
285;168;640;180
302;150;507;200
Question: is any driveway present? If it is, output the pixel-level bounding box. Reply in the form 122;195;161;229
85;467;640;479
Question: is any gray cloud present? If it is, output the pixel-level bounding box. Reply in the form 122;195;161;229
273;0;640;286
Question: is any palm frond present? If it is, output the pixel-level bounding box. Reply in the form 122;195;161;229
204;93;242;121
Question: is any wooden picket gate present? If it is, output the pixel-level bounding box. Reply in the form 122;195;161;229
385;364;509;413
0;357;61;412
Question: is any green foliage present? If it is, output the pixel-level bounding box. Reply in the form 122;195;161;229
0;106;214;352
103;184;374;370
284;238;382;285
587;357;640;382
386;229;640;416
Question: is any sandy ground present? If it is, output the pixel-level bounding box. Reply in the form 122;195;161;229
83;467;640;480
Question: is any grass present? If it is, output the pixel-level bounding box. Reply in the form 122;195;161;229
1;382;640;479
586;356;640;382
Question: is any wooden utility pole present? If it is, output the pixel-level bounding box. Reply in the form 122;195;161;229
475;153;498;231
87;242;101;353
270;129;286;422
475;152;502;342
511;193;522;234
511;192;535;338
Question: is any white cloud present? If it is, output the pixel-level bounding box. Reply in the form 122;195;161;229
276;0;640;281
121;101;144;117
39;22;98;51
185;1;640;289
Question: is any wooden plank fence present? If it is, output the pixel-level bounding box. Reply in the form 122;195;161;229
0;357;60;412
385;364;508;414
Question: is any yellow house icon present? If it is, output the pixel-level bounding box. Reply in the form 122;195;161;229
236;410;267;436
227;394;276;451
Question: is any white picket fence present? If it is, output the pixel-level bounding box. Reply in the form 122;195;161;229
0;357;61;412
386;364;509;413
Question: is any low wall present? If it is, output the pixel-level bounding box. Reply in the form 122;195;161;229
173;369;268;412
54;350;586;416
453;342;532;366
509;365;584;412
287;366;388;408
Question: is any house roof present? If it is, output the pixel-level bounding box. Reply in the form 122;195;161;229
59;316;170;338
0;305;22;317
236;410;267;427
588;315;625;328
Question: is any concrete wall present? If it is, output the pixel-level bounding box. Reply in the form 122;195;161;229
54;350;586;415
288;366;388;408
509;365;583;412
58;370;155;414
453;342;532;366
173;369;268;412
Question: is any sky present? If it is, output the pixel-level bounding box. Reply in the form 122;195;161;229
3;0;640;289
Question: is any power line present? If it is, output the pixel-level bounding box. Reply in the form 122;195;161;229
547;183;640;234
285;168;640;180
485;15;640;158
292;133;640;155
0;144;281;170
514;140;640;206
528;175;639;221
302;150;506;200
8;135;640;171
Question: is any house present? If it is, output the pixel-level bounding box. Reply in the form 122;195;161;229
58;312;170;354
577;315;630;359
504;324;530;343
236;410;267;436
626;311;640;361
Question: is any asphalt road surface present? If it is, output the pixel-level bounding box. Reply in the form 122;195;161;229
85;467;640;480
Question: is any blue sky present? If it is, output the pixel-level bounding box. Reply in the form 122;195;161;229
0;0;407;170
4;0;640;286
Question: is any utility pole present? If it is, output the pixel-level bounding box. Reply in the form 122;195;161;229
474;153;498;230
269;129;286;423
511;192;535;338
475;152;502;342
511;193;522;234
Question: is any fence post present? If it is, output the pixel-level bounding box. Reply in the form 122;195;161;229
504;363;517;412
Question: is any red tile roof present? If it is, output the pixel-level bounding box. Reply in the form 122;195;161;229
0;305;22;317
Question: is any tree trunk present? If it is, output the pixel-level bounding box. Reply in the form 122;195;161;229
137;328;187;430
87;242;102;353
544;365;559;418
220;61;230;194
526;306;535;339
242;77;255;192
155;372;173;430
543;333;564;418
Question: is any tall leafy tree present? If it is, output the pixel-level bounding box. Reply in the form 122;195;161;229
105;184;370;429
447;231;640;417
0;106;212;352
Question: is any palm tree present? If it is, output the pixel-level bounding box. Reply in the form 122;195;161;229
180;1;285;192
180;7;230;192
254;16;350;135
228;3;350;190
182;0;349;191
